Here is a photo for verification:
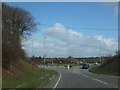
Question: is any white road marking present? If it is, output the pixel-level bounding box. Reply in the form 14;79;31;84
49;75;55;80
72;67;108;86
81;74;108;85
82;75;89;78
73;71;81;75
53;72;62;89
78;73;82;75
92;78;108;85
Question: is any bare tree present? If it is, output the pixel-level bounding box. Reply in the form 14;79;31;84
2;3;36;68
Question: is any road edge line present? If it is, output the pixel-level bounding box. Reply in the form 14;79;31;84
53;72;61;89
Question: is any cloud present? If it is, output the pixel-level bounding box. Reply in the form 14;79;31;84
22;23;118;57
43;23;83;43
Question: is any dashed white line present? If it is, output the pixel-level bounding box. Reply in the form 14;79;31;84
53;72;62;89
81;75;108;85
92;78;108;85
82;75;89;78
72;69;108;86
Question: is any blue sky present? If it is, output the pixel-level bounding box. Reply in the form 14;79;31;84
7;2;118;57
7;2;118;37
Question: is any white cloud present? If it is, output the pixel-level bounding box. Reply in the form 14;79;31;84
22;23;118;57
43;23;83;43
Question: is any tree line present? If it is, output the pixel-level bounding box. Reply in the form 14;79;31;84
2;3;36;69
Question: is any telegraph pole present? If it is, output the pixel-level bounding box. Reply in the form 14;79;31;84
44;36;47;65
100;39;102;64
31;36;34;60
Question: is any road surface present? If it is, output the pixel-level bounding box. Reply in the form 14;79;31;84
41;65;119;88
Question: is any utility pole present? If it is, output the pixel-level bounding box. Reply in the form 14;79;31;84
100;39;102;64
32;37;33;56
31;36;34;60
44;36;47;66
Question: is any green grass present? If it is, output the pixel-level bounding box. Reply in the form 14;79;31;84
89;58;119;77
89;66;119;77
2;60;58;88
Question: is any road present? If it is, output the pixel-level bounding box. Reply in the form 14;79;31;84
41;65;119;88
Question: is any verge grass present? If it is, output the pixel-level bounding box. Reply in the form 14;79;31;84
3;60;58;88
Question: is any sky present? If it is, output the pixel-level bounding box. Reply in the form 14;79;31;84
7;2;118;57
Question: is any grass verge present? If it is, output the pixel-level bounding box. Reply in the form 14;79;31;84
89;66;119;77
2;60;58;88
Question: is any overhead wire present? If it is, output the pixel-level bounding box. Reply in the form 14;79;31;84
38;23;118;31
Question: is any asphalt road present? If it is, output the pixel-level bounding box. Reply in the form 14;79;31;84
42;65;119;88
